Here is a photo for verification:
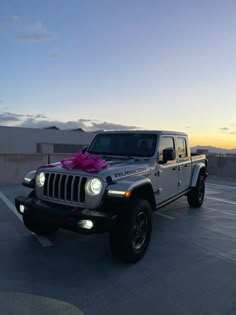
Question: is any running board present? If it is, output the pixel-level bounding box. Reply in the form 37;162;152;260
155;189;191;211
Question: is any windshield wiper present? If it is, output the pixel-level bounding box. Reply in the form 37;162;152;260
101;154;138;160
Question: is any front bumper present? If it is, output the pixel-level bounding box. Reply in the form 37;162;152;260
15;195;117;234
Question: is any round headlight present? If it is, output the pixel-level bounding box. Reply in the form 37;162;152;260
36;172;46;187
85;178;103;196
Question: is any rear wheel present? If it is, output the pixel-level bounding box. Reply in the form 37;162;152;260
23;211;58;235
109;198;152;263
187;175;205;207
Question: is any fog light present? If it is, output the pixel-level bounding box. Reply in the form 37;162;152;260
78;220;94;230
19;204;25;214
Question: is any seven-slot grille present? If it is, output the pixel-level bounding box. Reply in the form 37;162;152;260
42;172;87;204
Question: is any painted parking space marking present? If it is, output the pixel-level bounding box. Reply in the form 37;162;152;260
205;189;220;195
0;191;23;221
179;198;236;216
204;206;236;216
203;206;219;213
0;191;53;247
207;183;236;190
206;196;236;206
33;233;53;247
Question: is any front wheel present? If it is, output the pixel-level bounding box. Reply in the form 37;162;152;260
23;211;58;235
109;198;152;263
187;175;205;207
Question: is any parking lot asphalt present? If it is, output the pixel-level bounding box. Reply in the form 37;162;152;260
0;176;236;315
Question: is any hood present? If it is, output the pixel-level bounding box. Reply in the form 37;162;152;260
98;158;155;181
40;157;156;182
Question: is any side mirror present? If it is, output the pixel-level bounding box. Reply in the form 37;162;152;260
162;148;176;163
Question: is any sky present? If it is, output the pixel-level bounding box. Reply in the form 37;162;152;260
0;0;236;148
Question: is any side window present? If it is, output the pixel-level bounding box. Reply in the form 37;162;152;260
177;137;187;159
159;137;175;162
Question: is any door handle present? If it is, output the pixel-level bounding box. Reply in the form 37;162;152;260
184;164;190;167
172;167;178;171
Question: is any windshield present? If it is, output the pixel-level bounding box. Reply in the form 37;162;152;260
88;133;157;157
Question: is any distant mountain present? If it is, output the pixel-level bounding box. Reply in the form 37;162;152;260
191;145;236;154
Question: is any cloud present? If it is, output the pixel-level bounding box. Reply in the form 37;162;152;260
0;111;47;125
78;118;99;123
89;121;138;131
219;127;229;131
0;112;21;122
184;126;191;129
219;126;236;135
0;110;140;131
2;15;55;42
20;118;139;131
21;119;84;130
35;114;47;119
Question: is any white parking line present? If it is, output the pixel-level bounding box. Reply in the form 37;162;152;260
155;212;175;220
0;191;52;247
0;191;23;221
205;189;220;195
208;183;236;189
204;206;236;216
32;233;53;247
203;206;218;213
206;196;236;206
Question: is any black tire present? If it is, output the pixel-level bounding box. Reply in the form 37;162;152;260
187;175;205;207
23;211;58;235
109;198;152;263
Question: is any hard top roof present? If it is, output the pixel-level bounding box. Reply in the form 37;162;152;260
96;130;188;136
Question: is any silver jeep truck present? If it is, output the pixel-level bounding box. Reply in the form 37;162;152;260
15;130;208;263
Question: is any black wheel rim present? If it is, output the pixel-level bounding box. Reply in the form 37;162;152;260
132;211;148;250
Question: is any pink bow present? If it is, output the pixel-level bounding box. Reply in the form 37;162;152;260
38;151;109;173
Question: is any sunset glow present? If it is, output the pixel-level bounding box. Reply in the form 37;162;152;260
0;1;235;149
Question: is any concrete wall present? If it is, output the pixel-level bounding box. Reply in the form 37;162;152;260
0;153;72;184
0;154;236;184
207;156;236;179
0;154;47;184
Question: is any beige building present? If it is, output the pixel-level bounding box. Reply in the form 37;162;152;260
0;126;96;154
